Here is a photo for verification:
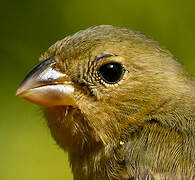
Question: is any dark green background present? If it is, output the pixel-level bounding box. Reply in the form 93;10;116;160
1;0;195;179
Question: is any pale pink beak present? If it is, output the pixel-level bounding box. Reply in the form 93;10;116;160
16;57;75;107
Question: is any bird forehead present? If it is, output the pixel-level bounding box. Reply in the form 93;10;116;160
41;25;172;71
42;26;145;58
52;41;125;66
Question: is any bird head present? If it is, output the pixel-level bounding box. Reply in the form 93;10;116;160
16;25;191;156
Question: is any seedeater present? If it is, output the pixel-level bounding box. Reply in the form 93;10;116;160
17;25;195;180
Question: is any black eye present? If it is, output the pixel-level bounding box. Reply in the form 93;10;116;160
98;62;125;84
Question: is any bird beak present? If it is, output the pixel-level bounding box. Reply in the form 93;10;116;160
16;57;75;107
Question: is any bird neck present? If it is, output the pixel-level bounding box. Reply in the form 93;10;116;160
69;138;127;180
70;119;194;180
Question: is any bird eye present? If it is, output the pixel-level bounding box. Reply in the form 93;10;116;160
98;62;125;84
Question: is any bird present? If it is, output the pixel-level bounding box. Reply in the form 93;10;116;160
16;25;195;180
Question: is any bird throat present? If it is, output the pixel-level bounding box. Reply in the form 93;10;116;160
44;106;128;179
44;106;105;154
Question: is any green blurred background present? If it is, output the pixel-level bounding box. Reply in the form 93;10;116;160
1;0;195;179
